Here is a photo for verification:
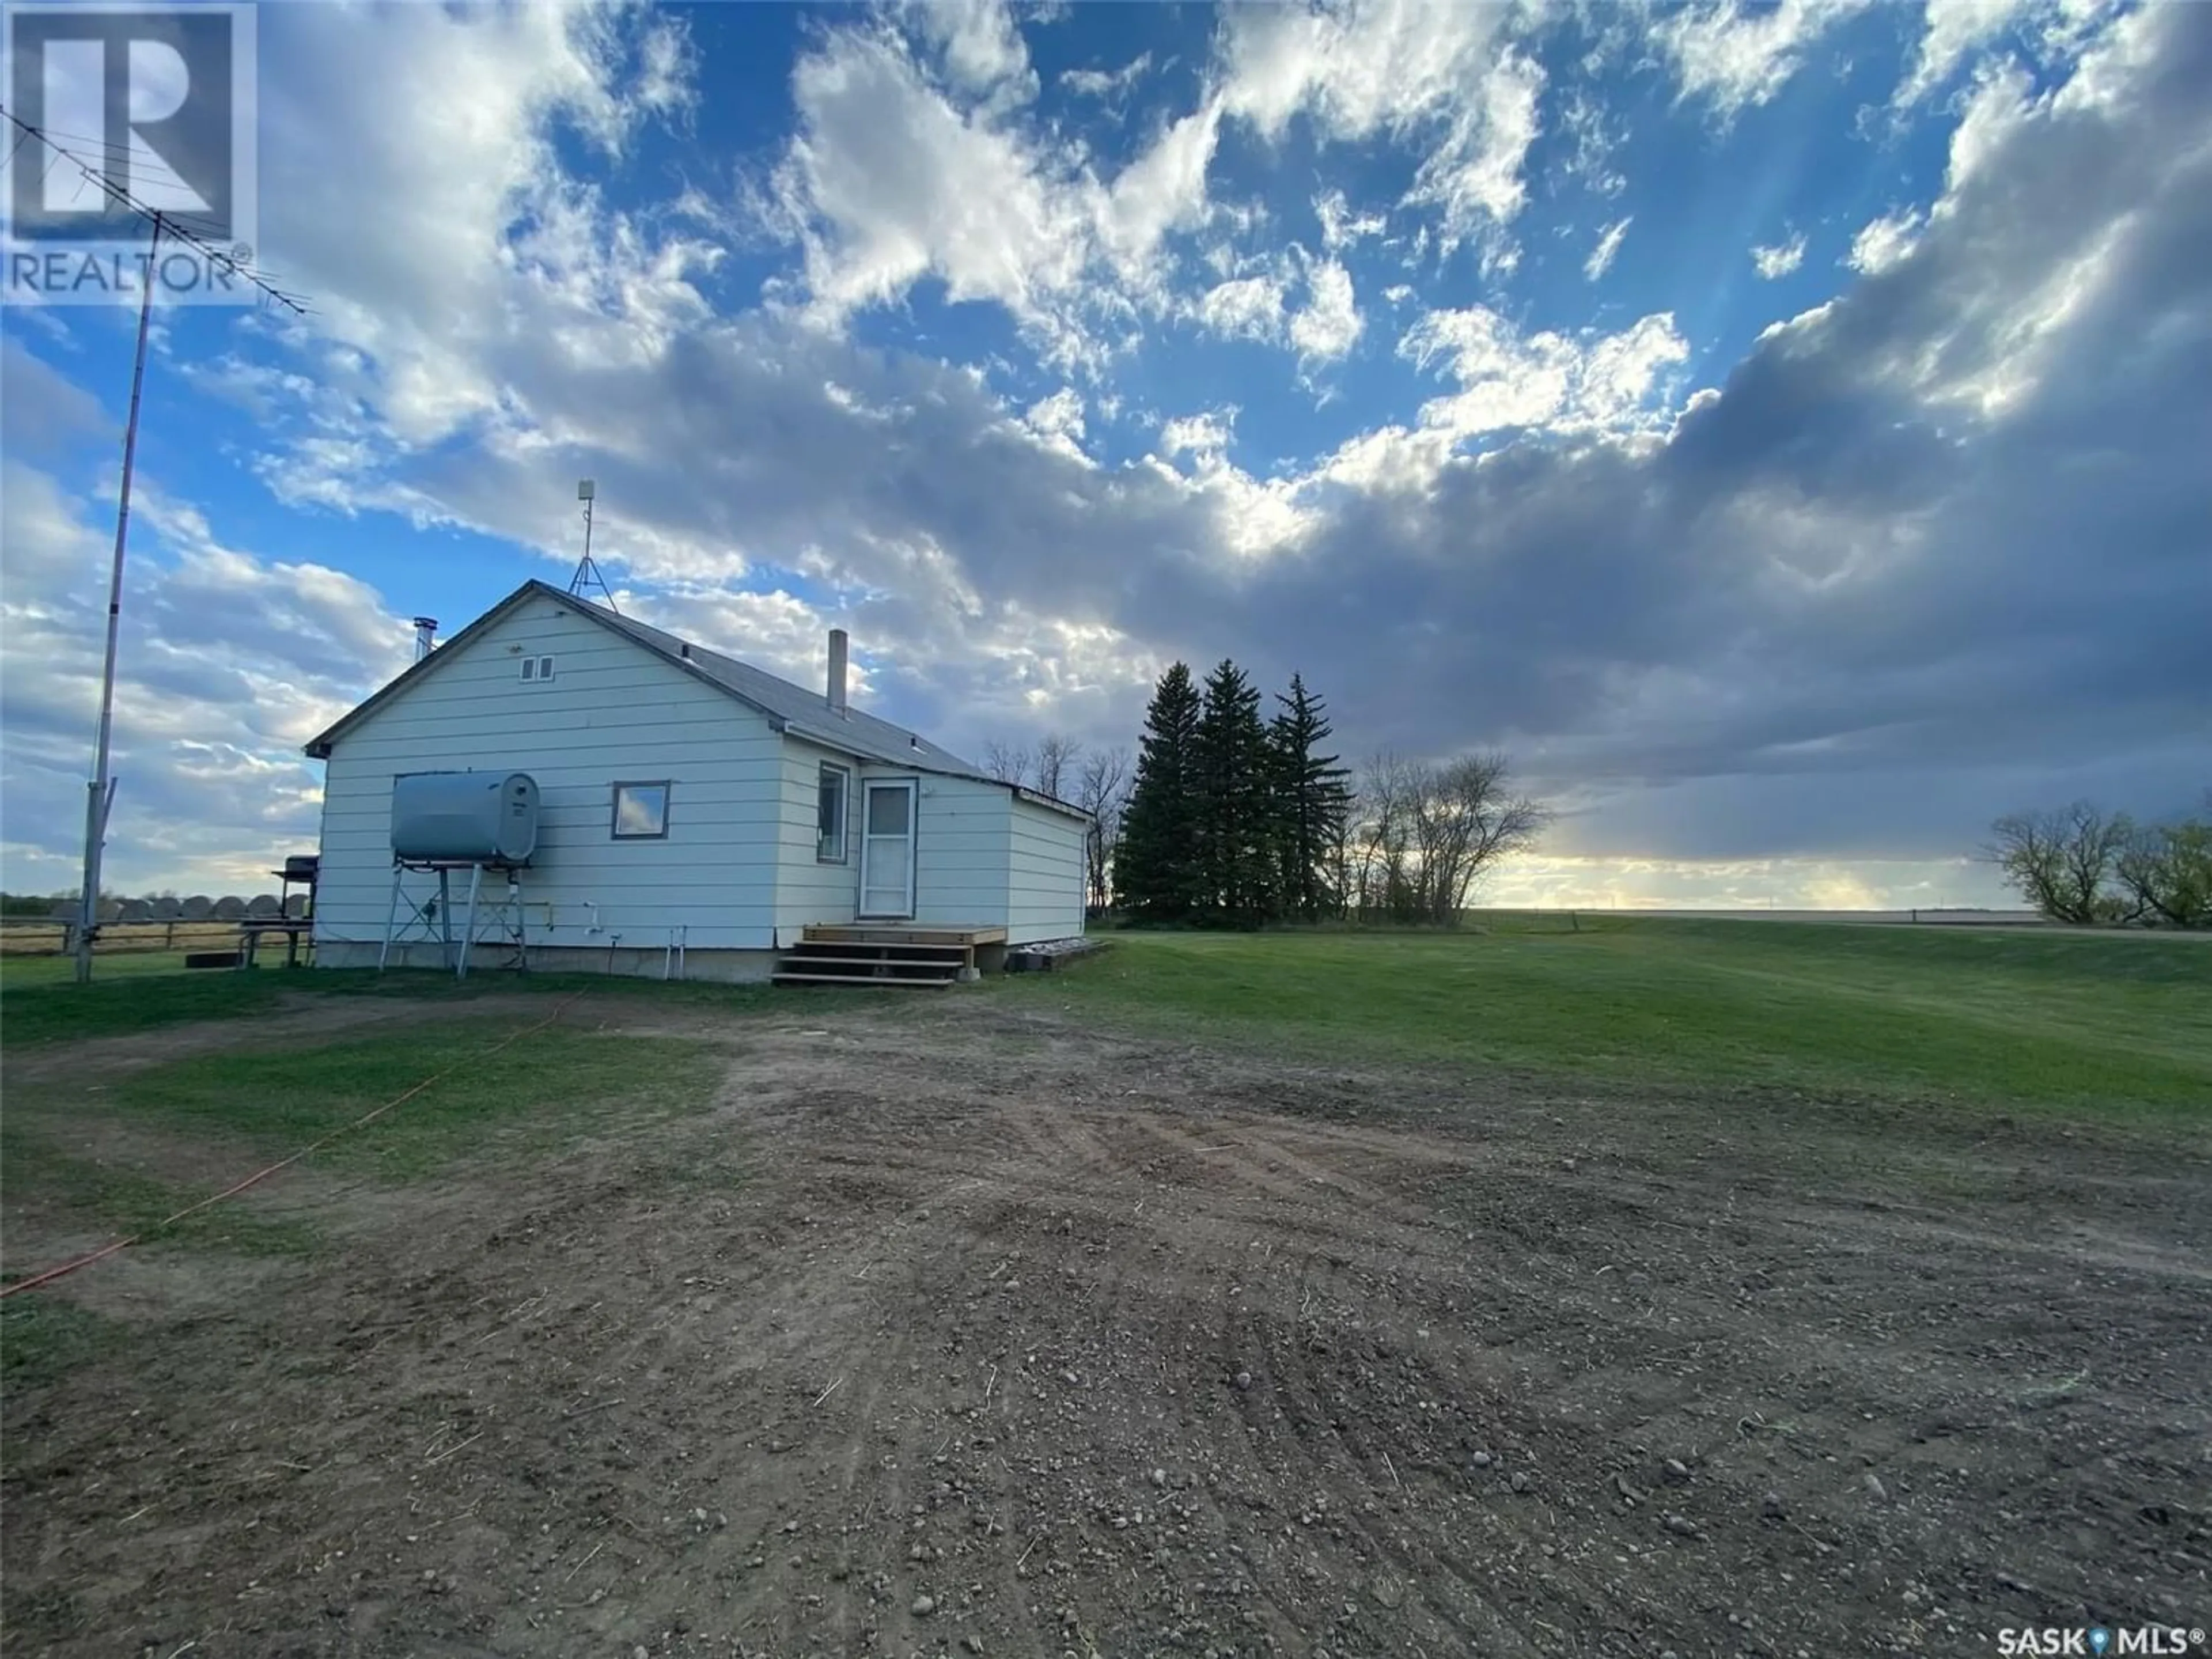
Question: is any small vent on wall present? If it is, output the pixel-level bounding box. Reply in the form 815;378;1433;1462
521;655;556;682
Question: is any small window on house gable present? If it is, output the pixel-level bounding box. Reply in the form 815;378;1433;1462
817;764;849;862
612;781;670;839
521;655;556;682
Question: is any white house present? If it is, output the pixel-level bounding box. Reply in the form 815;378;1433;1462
304;580;1089;981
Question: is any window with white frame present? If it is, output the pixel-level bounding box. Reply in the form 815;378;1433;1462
520;654;556;681
817;763;849;862
611;781;671;839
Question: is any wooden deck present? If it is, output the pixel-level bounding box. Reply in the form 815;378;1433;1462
802;924;1007;947
777;923;1008;989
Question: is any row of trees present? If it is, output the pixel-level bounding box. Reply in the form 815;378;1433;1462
1110;662;1353;925
1988;798;2211;927
1092;662;1550;925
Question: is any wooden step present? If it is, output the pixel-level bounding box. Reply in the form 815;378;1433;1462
791;946;973;960
773;957;959;975
789;938;971;956
781;949;963;967
770;971;953;988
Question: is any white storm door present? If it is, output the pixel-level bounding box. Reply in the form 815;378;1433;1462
859;781;917;918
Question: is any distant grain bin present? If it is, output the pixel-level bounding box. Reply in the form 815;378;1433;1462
391;772;540;866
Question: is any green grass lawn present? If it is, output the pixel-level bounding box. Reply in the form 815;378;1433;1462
100;1017;728;1180
0;964;737;1370
1019;919;2212;1117
0;955;779;1045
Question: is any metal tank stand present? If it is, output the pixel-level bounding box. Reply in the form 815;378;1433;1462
379;860;528;979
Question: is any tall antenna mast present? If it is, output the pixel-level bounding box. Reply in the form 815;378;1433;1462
567;479;620;612
1;110;311;986
75;209;162;985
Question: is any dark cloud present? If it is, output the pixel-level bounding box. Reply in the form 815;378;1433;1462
340;0;2212;863
12;3;2207;894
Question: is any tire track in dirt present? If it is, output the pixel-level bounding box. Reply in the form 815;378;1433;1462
8;1004;2211;1657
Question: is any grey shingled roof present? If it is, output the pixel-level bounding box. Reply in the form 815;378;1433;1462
306;582;1085;819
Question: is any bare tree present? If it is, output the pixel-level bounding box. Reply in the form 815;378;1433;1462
980;739;1032;787
1414;753;1551;922
1347;750;1548;922
1986;802;2132;924
1075;745;1131;911
1351;751;1418;919
1033;734;1080;801
1325;779;1358;922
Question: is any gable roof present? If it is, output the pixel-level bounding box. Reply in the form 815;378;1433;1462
586;596;980;775
304;581;1088;820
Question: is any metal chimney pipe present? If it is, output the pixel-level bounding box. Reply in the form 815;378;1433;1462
827;627;849;715
412;617;438;662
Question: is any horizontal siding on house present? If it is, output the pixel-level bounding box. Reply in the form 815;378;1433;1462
774;737;859;940
1006;798;1086;944
313;597;786;955
911;774;1010;926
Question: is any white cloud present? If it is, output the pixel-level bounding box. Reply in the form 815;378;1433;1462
1406;49;1544;253
778;26;1088;340
1096;102;1223;285
232;0;723;502
1584;216;1632;281
769;17;1225;363
1397;307;1690;444
1314;188;1387;251
0;453;411;893
9;0;2196;911
1752;232;1808;278
1196;272;1289;342
1289;257;1364;364
1897;0;2037;104
1847;207;1925;274
1943;58;2036;196
1659;0;1869;118
1557;86;1627;197
907;0;1036;103
1060;53;1153;102
1160;408;1237;459
1217;0;1541;253
1024;387;1090;461
0;457;108;599
626;584;844;695
630;12;698;118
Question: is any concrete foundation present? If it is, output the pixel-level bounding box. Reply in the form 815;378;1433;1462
313;940;777;983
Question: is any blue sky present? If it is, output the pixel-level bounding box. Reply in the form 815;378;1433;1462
2;0;2207;907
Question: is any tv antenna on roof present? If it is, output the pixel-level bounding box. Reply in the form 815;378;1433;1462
567;479;620;612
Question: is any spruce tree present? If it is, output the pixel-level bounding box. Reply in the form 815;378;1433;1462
1270;673;1351;920
1113;663;1203;920
1192;660;1271;923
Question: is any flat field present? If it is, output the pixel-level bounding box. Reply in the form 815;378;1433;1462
2;921;2206;1657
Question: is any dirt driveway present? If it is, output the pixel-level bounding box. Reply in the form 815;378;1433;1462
3;997;2208;1657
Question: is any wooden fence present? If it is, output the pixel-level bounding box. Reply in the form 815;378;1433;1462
0;919;256;957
